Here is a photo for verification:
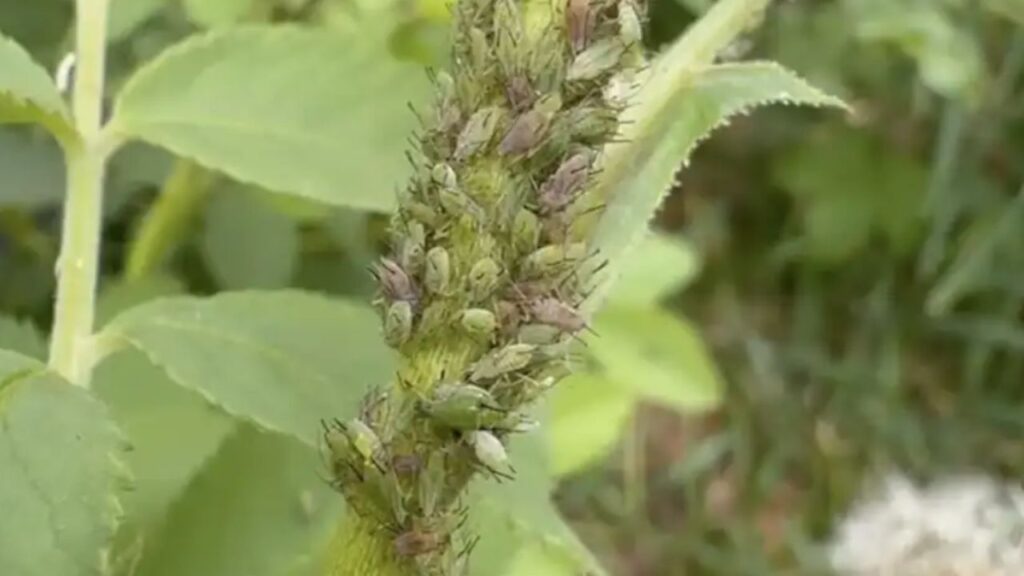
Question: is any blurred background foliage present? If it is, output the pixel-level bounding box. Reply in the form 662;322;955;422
0;0;1022;574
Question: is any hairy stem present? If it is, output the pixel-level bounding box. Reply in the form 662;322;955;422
49;0;112;385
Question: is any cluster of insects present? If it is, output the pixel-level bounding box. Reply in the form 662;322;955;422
329;0;647;572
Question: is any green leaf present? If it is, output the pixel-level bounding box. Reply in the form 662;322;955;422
132;425;343;576
183;0;254;28
108;0;166;43
0;127;65;207
582;56;844;313
96;273;186;328
609;233;700;305
98;291;395;447
200;187;299;290
0;314;47;360
471;433;606;576
94;350;234;544
111;24;432;212
547;373;634;478
0;351;123;576
0;32;76;143
588;305;724;412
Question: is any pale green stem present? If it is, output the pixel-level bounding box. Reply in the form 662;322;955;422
125;160;212;281
49;0;112;385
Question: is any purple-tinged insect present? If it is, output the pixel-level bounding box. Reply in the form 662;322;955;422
499;94;561;156
537;151;592;214
566;0;596;55
391;453;422;477
372;258;419;304
527;297;587;333
505;73;535;112
455;106;502;161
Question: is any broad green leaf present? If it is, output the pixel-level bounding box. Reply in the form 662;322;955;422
98;291;394;447
0;0;72;58
0;127;65;207
111;24;431;212
589;305;724;412
609;233;700;305
0;32;75;143
0;351;123;576
547;373;633;478
96;273;186;327
133;425;343;576
471;434;606;576
0;314;47;360
108;0;166;43
201;187;299;290
183;0;254;28
94;350;234;543
583;58;844;313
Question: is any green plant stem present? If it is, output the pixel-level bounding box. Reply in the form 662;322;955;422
125;160;212;281
49;0;112;385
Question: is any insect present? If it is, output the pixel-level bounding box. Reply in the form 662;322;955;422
466;430;515;481
499;94;561;156
460;308;497;338
526;296;587;334
372;258;419;305
566;0;596;55
455;106;502;161
424;247;451;295
419;382;508;431
467;257;502;302
537;151;592;215
468;343;536;381
384;301;414;347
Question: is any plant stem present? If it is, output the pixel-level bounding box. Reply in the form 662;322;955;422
49;0;111;386
125;160;212;281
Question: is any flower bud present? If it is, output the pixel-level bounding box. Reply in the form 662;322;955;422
384;301;414;347
468;257;502;301
425;246;451;295
461;308;498;337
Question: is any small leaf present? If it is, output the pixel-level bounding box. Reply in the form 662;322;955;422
111;24;431;212
0;32;76;143
609;232;700;305
547;372;634;478
471;434;607;576
182;0;254;28
582;59;844;313
200;187;299;290
132;425;343;576
588;305;724;412
0;127;65;207
98;291;395;447
0;314;47;360
0;350;123;576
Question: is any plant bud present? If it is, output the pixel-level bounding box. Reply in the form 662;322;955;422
511;209;541;255
455;106;502;161
619;0;644;46
431;162;458;190
384;301;414;347
567;38;627;82
469;343;536;381
467;430;513;478
425;246;451;295
324;418;386;473
499;93;562;156
404;200;441;228
538;151;592;214
521;242;587;278
469;27;490;73
468;257;502;301
461;308;498;337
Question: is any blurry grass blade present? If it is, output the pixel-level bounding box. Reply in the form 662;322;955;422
0;351;124;576
0;33;77;144
110;24;431;212
97;291;395;447
926;186;1024;316
582;59;845;312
